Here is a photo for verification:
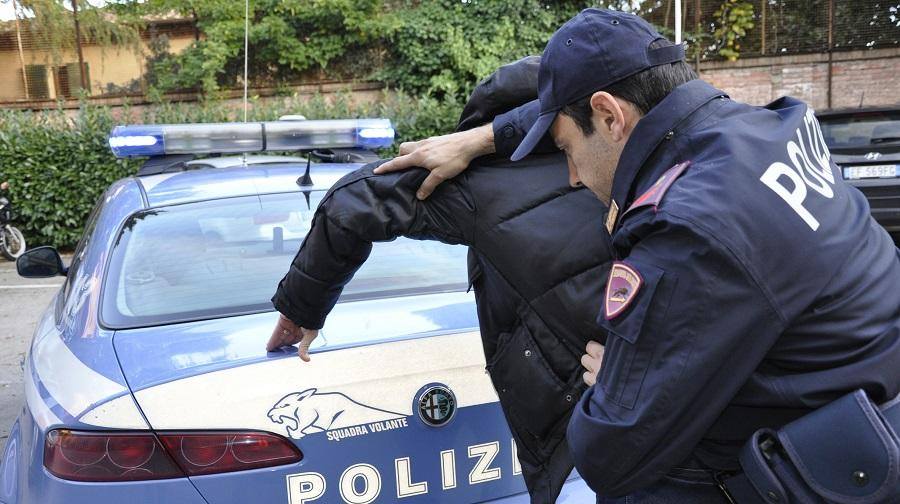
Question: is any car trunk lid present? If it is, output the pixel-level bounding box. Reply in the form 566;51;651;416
113;292;539;502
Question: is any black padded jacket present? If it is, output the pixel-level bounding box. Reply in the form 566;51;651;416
272;60;613;503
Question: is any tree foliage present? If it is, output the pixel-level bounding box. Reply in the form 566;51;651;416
138;0;596;96
13;0;792;96
136;0;398;94
18;0;142;65
713;0;754;61
379;0;591;96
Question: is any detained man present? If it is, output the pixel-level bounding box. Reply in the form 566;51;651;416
268;56;613;503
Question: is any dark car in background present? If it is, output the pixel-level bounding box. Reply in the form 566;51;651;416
817;107;900;244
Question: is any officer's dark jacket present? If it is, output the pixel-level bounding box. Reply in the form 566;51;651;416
272;60;612;502
495;79;900;496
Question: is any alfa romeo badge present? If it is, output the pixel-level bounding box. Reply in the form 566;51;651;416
417;385;457;427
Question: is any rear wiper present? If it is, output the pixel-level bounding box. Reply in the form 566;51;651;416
871;136;900;145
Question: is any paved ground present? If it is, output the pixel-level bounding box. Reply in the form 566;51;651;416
0;255;67;454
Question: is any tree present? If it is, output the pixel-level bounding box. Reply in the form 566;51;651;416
138;0;397;94
379;0;594;97
17;0;142;82
713;0;755;61
136;0;604;96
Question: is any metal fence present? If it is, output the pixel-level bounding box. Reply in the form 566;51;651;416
636;0;900;61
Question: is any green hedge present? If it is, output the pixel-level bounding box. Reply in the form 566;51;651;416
0;92;462;250
0;107;141;250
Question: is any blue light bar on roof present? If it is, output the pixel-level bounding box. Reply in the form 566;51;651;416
108;119;395;158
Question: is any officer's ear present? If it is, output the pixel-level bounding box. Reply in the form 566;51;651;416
589;91;633;143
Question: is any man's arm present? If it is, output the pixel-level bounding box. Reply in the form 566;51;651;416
269;163;475;357
374;124;496;199
374;100;558;198
492;99;555;159
568;212;785;496
376;55;558;199
375;99;560;196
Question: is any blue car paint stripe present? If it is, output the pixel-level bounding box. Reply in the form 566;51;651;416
126;326;478;393
114;294;479;392
29;350;130;428
31;326;132;418
22;355;61;430
51;178;143;385
52;332;129;388
28;354;80;426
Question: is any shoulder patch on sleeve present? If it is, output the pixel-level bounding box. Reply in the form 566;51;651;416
622;160;691;219
605;261;643;320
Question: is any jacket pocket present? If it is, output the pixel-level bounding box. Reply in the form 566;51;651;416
596;262;670;410
487;322;576;444
466;252;482;292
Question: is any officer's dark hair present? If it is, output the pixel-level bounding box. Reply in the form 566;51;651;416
561;39;698;136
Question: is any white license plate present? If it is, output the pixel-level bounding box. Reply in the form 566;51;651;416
844;164;898;180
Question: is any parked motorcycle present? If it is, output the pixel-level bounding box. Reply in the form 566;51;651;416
0;181;26;260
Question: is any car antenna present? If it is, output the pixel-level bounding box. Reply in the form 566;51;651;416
298;155;314;186
241;0;249;168
296;156;314;210
858;91;865;108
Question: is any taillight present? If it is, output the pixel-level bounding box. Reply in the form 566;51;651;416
44;430;182;482
45;430;302;482
158;432;302;476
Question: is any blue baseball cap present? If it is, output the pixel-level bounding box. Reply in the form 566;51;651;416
510;9;685;162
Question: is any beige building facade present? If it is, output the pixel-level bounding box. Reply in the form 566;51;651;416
0;19;195;102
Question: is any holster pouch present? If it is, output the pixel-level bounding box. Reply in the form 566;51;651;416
724;390;900;504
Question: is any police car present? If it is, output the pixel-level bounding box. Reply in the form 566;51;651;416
817;107;900;244
0;120;591;503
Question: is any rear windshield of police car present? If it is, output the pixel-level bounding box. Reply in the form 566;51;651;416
101;192;469;328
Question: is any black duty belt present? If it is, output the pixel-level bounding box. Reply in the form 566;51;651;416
718;390;900;504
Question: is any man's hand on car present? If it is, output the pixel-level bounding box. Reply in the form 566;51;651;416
581;340;604;386
267;313;319;362
374;123;495;200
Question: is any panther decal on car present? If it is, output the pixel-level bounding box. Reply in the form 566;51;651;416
267;388;406;439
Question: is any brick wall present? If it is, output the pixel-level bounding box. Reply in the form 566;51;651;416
699;47;900;110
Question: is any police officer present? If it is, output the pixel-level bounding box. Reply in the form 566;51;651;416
374;8;900;503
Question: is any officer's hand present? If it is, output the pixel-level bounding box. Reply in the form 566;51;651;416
267;313;319;362
373;123;495;200
580;341;604;386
